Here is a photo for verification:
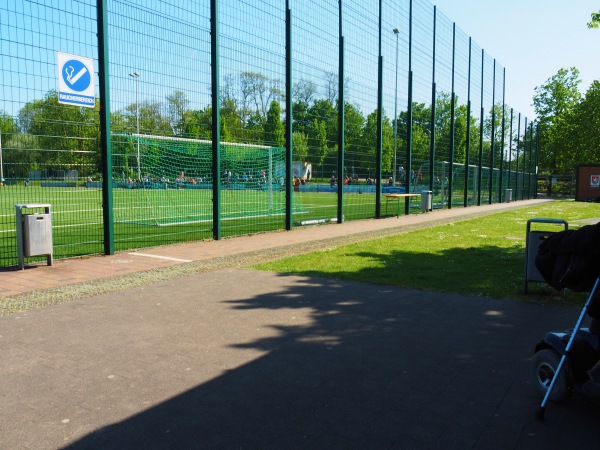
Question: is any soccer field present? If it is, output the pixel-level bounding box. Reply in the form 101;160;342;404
0;185;383;267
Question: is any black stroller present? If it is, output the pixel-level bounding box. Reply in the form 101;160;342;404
531;222;600;419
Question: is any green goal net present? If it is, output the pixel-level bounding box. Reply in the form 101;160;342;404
112;134;305;226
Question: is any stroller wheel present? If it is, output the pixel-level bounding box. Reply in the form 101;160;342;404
532;349;570;402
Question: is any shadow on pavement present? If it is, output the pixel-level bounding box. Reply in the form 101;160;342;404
65;268;600;449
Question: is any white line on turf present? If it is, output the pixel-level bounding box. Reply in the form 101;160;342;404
128;253;192;262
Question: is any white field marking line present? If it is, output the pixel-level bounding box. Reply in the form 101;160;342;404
128;252;192;263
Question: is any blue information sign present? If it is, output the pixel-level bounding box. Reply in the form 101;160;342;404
57;52;95;108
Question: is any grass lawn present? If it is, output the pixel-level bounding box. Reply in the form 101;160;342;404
254;200;600;307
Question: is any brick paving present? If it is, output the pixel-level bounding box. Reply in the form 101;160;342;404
1;199;548;299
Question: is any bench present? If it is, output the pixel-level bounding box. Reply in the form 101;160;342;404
384;193;421;217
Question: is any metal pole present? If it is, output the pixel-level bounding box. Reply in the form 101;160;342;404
375;0;383;218
429;7;436;198
477;49;484;206
489;59;495;205
405;0;413;213
129;71;140;181
464;37;471;208
211;0;221;239
448;22;456;209
516;113;521;199
393;28;400;185
508;108;513;190
285;0;293;230
337;0;345;224
499;67;506;202
0;129;3;184
98;0;114;255
136;76;140;181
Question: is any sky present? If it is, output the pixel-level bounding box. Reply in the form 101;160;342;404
430;0;600;119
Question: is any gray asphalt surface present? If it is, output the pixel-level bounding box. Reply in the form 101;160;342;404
1;199;599;449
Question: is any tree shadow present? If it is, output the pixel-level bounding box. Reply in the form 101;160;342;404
66;248;600;449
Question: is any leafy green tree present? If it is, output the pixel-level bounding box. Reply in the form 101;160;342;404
451;103;469;164
341;102;366;156
181;107;230;141
1;111;23;179
533;67;582;170
263;100;285;147
110;110;128;133
360;109;393;175
18;90;100;170
307;118;328;167
555;80;600;168
292;131;309;163
482;103;509;169
245;111;266;144
307;99;337;146
0;111;17;147
220;100;243;141
184;107;212;139
588;11;600;28
292;100;311;136
394;102;432;168
137;100;172;135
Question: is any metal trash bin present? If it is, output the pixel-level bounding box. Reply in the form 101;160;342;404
505;188;513;203
421;190;432;213
16;204;53;270
524;218;568;293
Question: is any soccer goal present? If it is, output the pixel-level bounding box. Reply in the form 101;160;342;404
111;134;304;226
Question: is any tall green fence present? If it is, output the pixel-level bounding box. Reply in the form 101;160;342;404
0;0;539;268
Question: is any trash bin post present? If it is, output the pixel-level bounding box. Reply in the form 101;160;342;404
524;218;568;293
505;188;513;203
421;190;432;213
15;204;53;270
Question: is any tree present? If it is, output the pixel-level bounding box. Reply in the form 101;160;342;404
341;102;366;156
221;74;241;124
324;72;350;105
555;80;600;169
307;118;328;168
307;99;337;147
184;107;212;140
292;131;309;162
483;103;509;169
0;111;17;147
432;92;453;164
449;103;470;164
136;100;172;135
588;11;600;28
1;111;20;179
360;109;393;174
18;90;100;171
533;67;582;170
291;100;311;136
165;90;190;136
394;102;432;167
263;100;285;147
293;79;317;105
240;71;283;122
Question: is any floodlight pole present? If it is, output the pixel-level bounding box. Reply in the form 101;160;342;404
393;28;400;185
0;129;3;185
129;71;140;181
